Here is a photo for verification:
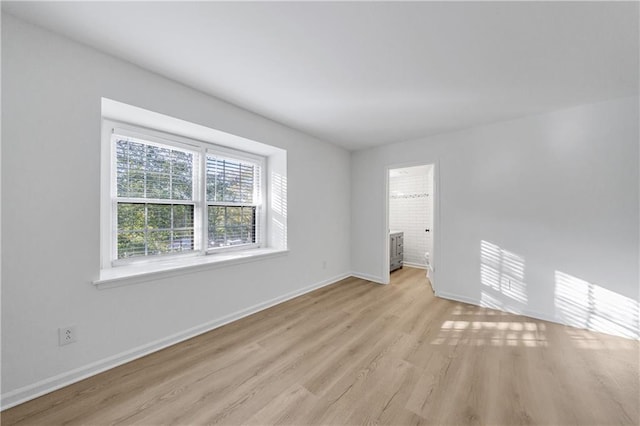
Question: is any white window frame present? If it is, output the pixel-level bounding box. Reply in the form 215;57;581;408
101;120;266;269
204;146;266;255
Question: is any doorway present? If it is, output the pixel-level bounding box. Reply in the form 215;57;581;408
387;163;436;289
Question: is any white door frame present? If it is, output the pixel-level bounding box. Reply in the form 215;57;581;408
384;161;441;290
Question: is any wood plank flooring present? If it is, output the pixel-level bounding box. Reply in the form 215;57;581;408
3;267;639;425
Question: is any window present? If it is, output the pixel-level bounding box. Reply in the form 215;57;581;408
99;99;287;284
106;123;265;266
115;138;197;259
206;155;261;249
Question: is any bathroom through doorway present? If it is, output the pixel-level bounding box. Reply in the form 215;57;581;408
387;164;435;289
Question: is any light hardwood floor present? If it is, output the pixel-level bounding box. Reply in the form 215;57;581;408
3;267;638;425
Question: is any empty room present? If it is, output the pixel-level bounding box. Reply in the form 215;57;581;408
1;1;638;425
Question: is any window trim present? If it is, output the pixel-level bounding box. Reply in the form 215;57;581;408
94;248;289;289
101;119;267;270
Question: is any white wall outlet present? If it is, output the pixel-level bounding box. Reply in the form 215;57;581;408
58;325;77;346
322;260;327;269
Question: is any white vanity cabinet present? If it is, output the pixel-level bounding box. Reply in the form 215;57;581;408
390;232;404;272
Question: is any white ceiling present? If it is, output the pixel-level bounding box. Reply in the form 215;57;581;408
3;2;638;151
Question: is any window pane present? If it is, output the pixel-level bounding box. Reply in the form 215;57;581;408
119;142;146;198
226;206;242;225
240;166;255;203
116;142;129;196
171;150;193;199
171;178;192;201
146;172;171;199
206;157;222;202
147;204;171;230
206;156;255;203
173;204;194;229
241;206;255;225
146;146;171;173
172;150;192;171
226;207;243;244
118;231;146;259
115;138;194;200
223;162;241;202
116;202;195;259
172;230;194;252
208;205;256;248
208;206;224;248
118;203;145;231
127;170;145;198
147;230;171;255
116;140;144;198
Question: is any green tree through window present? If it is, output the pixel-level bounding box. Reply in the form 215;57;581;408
111;132;263;263
206;157;258;248
115;138;195;259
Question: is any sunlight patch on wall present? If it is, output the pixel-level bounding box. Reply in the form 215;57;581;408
480;240;527;304
271;172;287;218
555;271;639;339
270;172;287;249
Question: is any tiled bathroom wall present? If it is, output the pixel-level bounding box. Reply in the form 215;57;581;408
389;165;433;268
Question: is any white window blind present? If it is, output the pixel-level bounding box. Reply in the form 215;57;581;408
206;155;262;249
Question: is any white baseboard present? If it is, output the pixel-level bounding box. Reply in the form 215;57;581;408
434;290;476;305
350;271;387;285
436;290;563;323
0;272;351;410
435;290;639;340
402;262;426;270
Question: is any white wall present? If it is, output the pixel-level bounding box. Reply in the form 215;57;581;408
389;165;432;267
352;96;639;339
1;14;351;406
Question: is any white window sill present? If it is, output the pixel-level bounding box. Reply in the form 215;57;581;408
94;248;289;289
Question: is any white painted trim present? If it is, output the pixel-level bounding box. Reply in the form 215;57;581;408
100;120;113;270
432;160;441;292
383;166;391;282
0;272;351;410
351;271;387;285
436;290;557;323
434;290;481;306
94;249;289;288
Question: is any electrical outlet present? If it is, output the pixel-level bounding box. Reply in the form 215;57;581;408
322;260;327;269
58;325;77;346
